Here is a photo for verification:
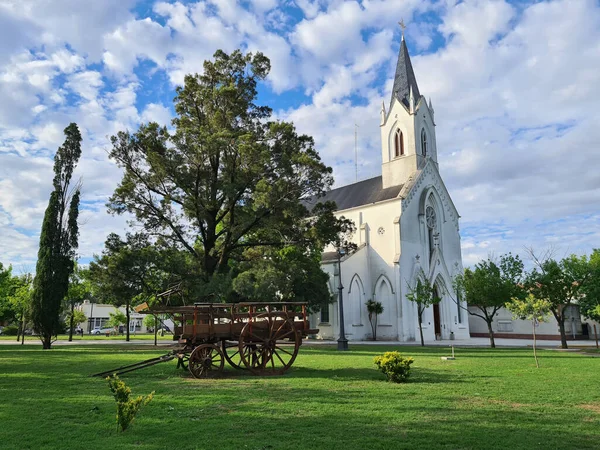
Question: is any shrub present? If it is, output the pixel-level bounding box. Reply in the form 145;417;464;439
107;375;154;431
373;351;414;383
2;325;19;336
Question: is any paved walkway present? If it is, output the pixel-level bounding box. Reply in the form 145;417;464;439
1;337;598;348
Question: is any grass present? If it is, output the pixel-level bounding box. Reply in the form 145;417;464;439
0;333;174;341
1;344;599;450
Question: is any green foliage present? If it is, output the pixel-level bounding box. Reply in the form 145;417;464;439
373;351;414;383
108;310;127;328
365;300;383;341
105;49;351;303
2;324;19;335
525;252;593;348
506;293;552;368
506;293;552;323
66;309;86;326
31;123;82;349
232;245;333;310
454;253;524;348
107;375;154;432
580;249;600;322
0;262;15;322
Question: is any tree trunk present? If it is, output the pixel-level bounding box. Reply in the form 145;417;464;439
486;320;496;348
126;300;131;342
532;319;539;368
68;301;75;342
154;315;158;346
557;316;568;349
418;309;424;346
374;314;378;341
16;312;22;342
41;334;52;349
21;312;26;345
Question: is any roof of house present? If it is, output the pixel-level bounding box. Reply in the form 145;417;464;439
390;38;421;108
303;176;403;212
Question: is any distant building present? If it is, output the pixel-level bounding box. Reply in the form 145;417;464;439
469;305;600;341
79;300;148;334
305;33;470;342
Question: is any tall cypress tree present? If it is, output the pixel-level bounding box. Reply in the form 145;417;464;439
31;123;82;349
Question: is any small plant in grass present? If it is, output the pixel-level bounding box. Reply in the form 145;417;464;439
365;299;383;341
373;351;414;383
107;374;154;431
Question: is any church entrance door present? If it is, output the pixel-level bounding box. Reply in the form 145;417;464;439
433;303;441;340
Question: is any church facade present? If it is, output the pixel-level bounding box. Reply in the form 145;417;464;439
308;35;470;342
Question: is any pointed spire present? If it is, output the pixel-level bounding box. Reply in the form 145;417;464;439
429;97;434;121
390;37;421;110
409;85;415;114
380;100;386;125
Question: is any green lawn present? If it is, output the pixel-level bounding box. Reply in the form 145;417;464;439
0;345;599;450
0;333;173;341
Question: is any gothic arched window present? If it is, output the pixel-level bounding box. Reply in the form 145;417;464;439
426;205;437;259
421;128;427;157
394;129;404;157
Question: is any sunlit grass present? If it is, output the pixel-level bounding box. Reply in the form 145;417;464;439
0;344;598;449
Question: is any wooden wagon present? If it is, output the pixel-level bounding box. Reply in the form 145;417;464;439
143;302;318;378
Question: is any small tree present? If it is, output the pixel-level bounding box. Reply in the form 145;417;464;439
526;252;592;349
64;265;91;341
365;300;384;341
506;293;551;368
107;375;154;432
8;274;33;345
406;273;440;346
454;253;524;348
108;309;127;333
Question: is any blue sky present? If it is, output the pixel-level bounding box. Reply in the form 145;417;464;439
0;0;599;270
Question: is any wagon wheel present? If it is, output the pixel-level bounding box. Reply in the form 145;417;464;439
188;344;224;379
239;313;300;375
222;340;255;370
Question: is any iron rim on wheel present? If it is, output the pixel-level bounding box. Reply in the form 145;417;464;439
188;344;224;379
238;313;300;375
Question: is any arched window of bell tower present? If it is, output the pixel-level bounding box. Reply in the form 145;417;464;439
421;128;427;157
394;129;404;157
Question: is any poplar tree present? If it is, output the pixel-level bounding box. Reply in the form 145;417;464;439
31;123;82;349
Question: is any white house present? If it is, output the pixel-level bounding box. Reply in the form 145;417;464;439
305;34;470;342
79;300;148;334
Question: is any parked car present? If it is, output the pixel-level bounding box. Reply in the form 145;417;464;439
91;327;115;335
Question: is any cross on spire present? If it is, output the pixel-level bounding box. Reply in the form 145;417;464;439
398;18;406;39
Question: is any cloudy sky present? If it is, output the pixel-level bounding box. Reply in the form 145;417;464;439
0;0;599;270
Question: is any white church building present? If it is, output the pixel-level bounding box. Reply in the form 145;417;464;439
307;34;470;342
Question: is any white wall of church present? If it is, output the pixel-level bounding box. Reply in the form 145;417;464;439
398;163;470;342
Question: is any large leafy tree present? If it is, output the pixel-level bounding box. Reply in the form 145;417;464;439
88;233;167;341
526;253;593;349
454;253;524;348
31;123;82;349
106;50;346;302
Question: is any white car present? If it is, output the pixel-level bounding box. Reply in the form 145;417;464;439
91;327;114;335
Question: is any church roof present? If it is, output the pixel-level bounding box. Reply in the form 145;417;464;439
303;176;403;212
390;38;420;108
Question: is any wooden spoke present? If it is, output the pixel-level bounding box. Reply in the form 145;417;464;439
188;344;224;379
239;313;301;375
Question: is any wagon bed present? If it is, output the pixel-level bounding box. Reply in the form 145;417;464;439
142;302;319;378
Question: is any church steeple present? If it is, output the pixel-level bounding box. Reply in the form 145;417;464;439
390;38;421;110
380;30;438;189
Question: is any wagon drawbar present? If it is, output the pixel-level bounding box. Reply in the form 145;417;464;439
92;302;318;379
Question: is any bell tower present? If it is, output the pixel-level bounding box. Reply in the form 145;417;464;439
380;28;438;189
